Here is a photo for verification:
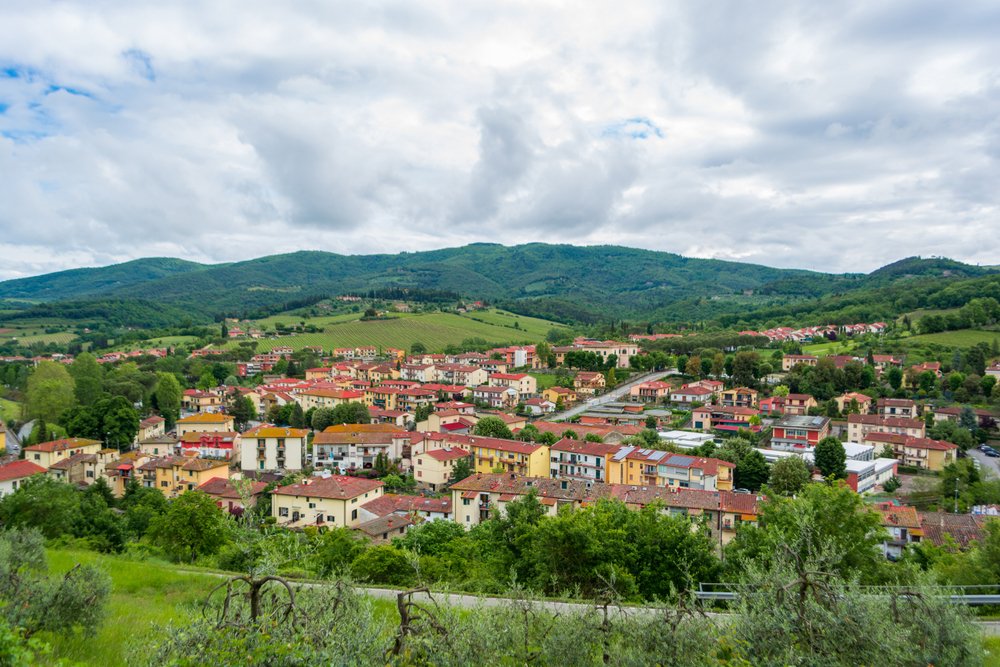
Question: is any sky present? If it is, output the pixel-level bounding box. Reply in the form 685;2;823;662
1;1;999;280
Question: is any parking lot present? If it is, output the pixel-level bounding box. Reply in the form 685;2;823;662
968;447;1000;477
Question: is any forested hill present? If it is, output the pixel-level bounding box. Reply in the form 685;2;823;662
0;244;994;326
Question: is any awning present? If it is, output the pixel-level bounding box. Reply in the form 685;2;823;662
461;491;478;499
116;464;133;471
741;514;756;521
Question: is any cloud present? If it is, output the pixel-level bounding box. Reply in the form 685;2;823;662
0;1;998;280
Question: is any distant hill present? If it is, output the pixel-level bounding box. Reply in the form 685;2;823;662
0;244;995;326
0;258;210;301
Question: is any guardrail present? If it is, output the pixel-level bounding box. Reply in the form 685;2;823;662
695;584;1000;605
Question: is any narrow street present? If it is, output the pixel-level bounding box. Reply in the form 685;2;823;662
545;369;678;422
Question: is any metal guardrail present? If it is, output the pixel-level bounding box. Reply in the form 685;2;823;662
695;584;1000;605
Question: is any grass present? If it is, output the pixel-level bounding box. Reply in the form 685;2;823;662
801;339;859;356
112;335;200;351
15;331;77;345
42;549;221;665
223;310;562;353
901;328;1000;349
0;397;20;423
530;373;560;391
985;636;1000;666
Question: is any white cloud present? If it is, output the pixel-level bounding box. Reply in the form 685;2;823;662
0;0;999;279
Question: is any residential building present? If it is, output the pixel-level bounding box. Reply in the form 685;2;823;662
782;355;818;371
783;394;817;416
758;396;785;416
472;385;519;409
690;405;759;433
877;398;918;419
669;385;714;405
542;386;577;404
197;477;268;514
47;449;114;486
271;474;384;528
412;446;472;491
297;388;366;411
353;514;415;544
359;493;453;522
845;458;898;494
549;438;622;484
312;423;407;472
522;398;556;416
176;413;235;436
400;364;437;382
179;431;239;459
770;415;831;452
552;340;639;368
835;392;873;414
450;474;599;527
655;454;735;491
720;387;759;408
862;433;958;471
0;460;46;497
137;416;166;442
181;390;223;412
876;504;922;560
137;435;179;458
240;425;307;472
23;438;102;469
574;372;606;395
433;364;488;387
847;414;925;442
931;406;995;428
629;381;673;403
488;373;538;398
140;457;232;497
920;512;987;549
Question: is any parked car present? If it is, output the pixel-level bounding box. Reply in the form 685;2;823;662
987;450;1000;458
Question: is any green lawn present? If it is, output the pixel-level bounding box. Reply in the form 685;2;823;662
42;549;221;665
15;331;77;345
112;335;200;351
40;549;402;666
530;373;560;390
224;310;562;353
801;339;859;356
901;329;1000;349
0;397;20;423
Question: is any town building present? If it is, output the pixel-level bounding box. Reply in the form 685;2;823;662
271;474;384;528
240;425;307;472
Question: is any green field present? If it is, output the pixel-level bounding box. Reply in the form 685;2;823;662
14;331;77;345
224;310;564;353
0;397;20;423
253;311;367;328
801;339;860;356
530;373;560;390
901;329;1000;349
113;335;200;351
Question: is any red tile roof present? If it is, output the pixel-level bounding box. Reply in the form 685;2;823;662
24;437;101;453
274;475;383;500
0;459;47;482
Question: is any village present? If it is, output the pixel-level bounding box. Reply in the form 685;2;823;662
3;317;996;564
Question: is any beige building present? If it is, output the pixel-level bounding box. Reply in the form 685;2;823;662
240;425;308;472
138;456;232;497
176;413;235;436
23;438;102;470
413;446;472;491
847;414;925;442
296;389;366;411
488;373;538;398
137;435;179;458
272;474;384;528
136;416;166;442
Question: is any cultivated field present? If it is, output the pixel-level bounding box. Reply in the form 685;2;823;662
901;329;1000;348
224;310;563;353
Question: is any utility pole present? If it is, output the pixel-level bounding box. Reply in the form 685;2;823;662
954;482;959;513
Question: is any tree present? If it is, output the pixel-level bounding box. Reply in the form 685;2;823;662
448;456;473;485
605;368;617;387
148;491;231;562
410;342;427;356
883;476;901;493
154;372;182;429
229;395;256;431
767;456;812;496
712;353;725;378
98;396;140;451
68;352;104;406
288;402;306;428
0;476;83;539
196;370;216;391
886;367;903;391
585;432;604;443
25;361;76;423
350;545;416;586
473;416;514;439
685;355;701;377
330;402;371;425
311;407;337;431
731;351;759;388
959;406;978;433
735;450;769;492
815;437;847;480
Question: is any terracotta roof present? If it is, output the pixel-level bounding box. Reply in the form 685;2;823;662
275;475;383;500
877;504;921;529
140;416;166;427
196;477;268;498
864;434;957;451
422;433;542;455
299;389;365;399
360;493;452;516
179;431;239;444
48;452;98;470
24;438;101;453
323;423;405;434
451;473;605;502
919;511;986;548
551;438;621;458
177;413;233;424
0;459;46;482
609;485;720;511
848;414;923;428
353;514;415;537
424;447;471;462
242;425;309;439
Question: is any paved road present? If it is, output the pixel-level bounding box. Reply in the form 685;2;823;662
968;448;1000;477
546;369;678;421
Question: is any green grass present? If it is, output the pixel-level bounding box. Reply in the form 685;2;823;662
42;549;221;666
39;549;402;666
901;328;1000;349
0;397;20;423
112;335;200;351
985;636;1000;666
530;373;560;390
224;310;562;353
801;339;859;356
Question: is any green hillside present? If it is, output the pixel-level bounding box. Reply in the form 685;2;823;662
0;245;995;327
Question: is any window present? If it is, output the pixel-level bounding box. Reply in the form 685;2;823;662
417;459;422;465
308;502;316;509
279;507;289;517
463;498;470;506
33;454;40;461
351;509;358;521
327;515;335;523
161;481;168;487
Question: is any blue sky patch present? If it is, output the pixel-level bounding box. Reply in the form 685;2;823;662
602;117;664;140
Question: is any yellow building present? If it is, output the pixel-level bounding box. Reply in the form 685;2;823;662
450;474;594;527
542;387;577;404
24;438;102;469
413;446;472;492
141;456;232;497
297;389;366;411
864;434;958;472
271;474;384;528
365;386;401;411
176;413;235;436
